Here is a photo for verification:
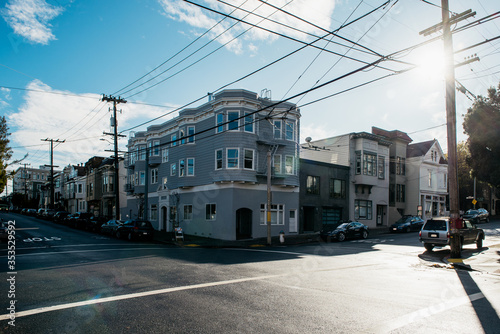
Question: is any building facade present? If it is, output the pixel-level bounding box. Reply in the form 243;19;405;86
124;89;301;240
298;158;350;232
300;132;391;229
406;139;448;220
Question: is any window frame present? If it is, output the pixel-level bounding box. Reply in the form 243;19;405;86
227;148;239;169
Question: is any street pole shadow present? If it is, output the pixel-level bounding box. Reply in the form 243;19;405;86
455;268;500;334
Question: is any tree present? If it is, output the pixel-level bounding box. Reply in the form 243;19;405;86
457;142;474;209
463;83;500;188
0;116;13;194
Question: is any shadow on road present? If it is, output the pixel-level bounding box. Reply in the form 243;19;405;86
455;269;500;334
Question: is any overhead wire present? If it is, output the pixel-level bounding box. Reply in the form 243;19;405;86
120;1;393;133
118;0;264;98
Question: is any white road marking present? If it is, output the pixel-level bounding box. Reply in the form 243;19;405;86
0;274;282;321
0;247;169;258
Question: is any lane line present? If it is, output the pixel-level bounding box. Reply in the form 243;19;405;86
0;274;281;321
0;247;170;258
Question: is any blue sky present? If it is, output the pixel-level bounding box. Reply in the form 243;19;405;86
1;0;499;194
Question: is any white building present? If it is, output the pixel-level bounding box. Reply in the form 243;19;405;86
406;139;448;220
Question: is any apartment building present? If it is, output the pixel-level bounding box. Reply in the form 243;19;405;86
124;89;301;240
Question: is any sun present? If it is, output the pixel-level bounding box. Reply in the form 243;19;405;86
412;43;446;83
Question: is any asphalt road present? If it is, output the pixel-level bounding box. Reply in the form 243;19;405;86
1;212;499;334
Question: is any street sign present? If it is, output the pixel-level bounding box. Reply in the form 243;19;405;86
472;199;477;205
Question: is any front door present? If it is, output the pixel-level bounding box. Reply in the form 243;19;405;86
303;206;315;232
377;205;385;226
236;208;252;240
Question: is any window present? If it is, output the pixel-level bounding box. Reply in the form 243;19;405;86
187;158;194;176
170;163;177;176
180;129;185;145
396;184;405;202
396;157;406;175
285;155;294;174
273;120;281;139
227;149;239;169
228;111;239;131
244;112;254;132
162;177;168;190
273;155;281;174
78;184;82;193
184;205;193;220
260;204;285;225
139;171;145;185
244;149;254;170
428;170;432;187
355;200;372;220
162;148;169;163
187;126;195;143
330;179;346;199
216;149;223;170
378;156;385;179
363;152;377;176
206;204;216;220
153;140;160;156
151;168;158;184
170;206;177;222
139;145;146;160
179;159;185;177
171;134;177;147
216;114;224;133
443;173;447;188
355;151;361;175
285;121;295;141
151;204;158;221
306;176;320;194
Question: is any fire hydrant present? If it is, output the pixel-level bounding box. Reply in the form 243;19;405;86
279;230;285;244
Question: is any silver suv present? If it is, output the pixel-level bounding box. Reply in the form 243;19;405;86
419;217;485;252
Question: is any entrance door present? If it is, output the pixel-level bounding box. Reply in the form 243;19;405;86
377;205;385;226
303;206;315;232
236;208;252;240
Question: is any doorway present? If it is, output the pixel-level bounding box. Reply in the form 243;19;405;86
236;208;252;240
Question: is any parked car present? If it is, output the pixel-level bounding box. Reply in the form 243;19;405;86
65;212;91;229
321;221;369;242
390;216;424;233
86;216;108;233
26;208;37;216
37;208;46;218
100;219;123;235
419;217;485;251
53;211;71;224
462;209;489;224
0;220;8;242
42;209;56;220
115;220;155;241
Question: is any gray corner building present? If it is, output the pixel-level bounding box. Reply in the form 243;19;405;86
124;89;300;240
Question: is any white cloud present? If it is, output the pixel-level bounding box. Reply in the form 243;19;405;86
8;80;173;167
1;0;63;45
158;0;336;54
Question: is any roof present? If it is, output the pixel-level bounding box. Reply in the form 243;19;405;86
407;140;436;158
371;127;413;143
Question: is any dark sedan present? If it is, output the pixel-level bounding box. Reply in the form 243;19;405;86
115;220;155;241
321;221;369;242
390;216;425;233
100;219;123;235
463;209;489;224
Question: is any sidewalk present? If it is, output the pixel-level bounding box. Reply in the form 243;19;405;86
153;227;393;248
445;243;500;276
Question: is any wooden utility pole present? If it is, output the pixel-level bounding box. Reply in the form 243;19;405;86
41;138;64;209
102;95;126;220
420;1;475;258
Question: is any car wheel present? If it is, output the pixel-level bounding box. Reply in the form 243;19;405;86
406;226;411;233
337;232;345;242
361;230;368;239
127;232;133;241
116;231;122;239
424;243;434;252
476;238;483;249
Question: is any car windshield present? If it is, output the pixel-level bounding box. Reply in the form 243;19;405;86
466;210;478;215
337;223;349;229
137;221;152;228
394;217;410;225
424;220;447;231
